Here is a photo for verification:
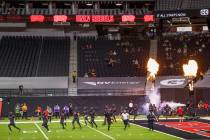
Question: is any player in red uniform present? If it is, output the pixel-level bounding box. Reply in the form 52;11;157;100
43;109;49;118
177;107;184;122
42;108;50;131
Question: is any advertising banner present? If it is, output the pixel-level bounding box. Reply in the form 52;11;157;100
155;9;209;18
156;76;188;88
78;77;146;90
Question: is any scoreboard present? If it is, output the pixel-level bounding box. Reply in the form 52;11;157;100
0;14;154;23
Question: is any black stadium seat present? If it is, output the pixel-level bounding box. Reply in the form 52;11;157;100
37;37;70;76
0;36;70;77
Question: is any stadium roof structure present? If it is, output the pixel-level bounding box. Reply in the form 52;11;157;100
7;0;154;1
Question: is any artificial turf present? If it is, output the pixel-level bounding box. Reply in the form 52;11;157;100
0;118;181;140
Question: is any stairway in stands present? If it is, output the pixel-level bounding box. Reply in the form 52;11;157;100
145;39;158;92
68;34;77;96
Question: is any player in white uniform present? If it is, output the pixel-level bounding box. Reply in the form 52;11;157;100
121;110;130;130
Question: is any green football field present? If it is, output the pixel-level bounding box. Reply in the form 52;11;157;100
0;118;181;140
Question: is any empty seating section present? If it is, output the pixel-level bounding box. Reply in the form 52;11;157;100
0;36;42;77
185;0;210;9
37;37;70;76
156;0;210;10
158;33;210;75
78;37;150;77
156;0;183;11
0;36;70;77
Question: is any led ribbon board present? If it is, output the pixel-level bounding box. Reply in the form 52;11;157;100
30;15;45;22
53;15;68;22
122;15;135;22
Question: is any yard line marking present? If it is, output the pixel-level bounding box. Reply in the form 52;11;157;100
81;122;116;140
22;130;38;134
130;123;184;140
34;123;49;140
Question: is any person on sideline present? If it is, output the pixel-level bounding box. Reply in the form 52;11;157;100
22;103;28;120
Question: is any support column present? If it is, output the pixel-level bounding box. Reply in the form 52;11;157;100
124;3;128;11
25;3;30;15
72;3;77;15
48;2;53;15
94;2;100;10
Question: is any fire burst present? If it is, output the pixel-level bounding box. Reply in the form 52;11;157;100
183;60;198;77
147;58;159;81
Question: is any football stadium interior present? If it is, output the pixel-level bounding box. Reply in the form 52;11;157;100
1;0;210;140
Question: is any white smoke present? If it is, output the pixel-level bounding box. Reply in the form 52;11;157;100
142;87;186;114
159;101;186;110
142;88;160;114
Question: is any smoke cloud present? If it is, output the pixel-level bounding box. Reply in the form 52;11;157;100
142;87;186;114
142;87;160;114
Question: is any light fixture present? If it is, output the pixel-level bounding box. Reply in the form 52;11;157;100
64;3;71;6
86;3;93;6
116;3;122;6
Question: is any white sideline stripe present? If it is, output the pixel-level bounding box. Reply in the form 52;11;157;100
34;123;49;140
81;122;116;140
0;120;100;124
130;123;185;140
0;118;181;124
0;119;112;124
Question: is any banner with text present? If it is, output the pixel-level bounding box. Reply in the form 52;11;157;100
78;77;146;90
155;9;210;18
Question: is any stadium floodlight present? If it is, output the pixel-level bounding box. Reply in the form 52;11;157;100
86;3;93;6
64;3;71;6
116;3;122;6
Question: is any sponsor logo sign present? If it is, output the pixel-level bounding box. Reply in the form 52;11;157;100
160;79;186;86
156;12;187;18
200;9;209;16
78;77;146;89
